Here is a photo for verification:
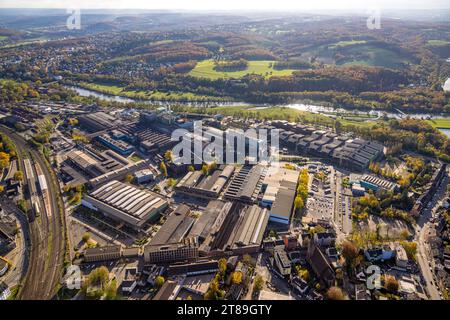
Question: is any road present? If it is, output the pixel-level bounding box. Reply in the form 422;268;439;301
415;222;440;300
0;127;66;300
414;169;448;300
333;170;353;241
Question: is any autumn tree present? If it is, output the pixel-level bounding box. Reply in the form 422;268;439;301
155;276;165;288
218;258;227;277
160;162;168;177
204;275;225;300
341;241;359;266
82;232;91;242
294;196;304;213
296;267;310;282
167;178;177;187
385;275;399;293
13;170;24;181
231;271;243;285
124;174;134;183
0;152;10;169
253;275;264;292
326;286;345;300
400;241;417;260
104;279;118;300
68;118;79;126
242;254;253;266
164;150;173;161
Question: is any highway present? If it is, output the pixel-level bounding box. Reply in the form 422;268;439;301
0;127;66;300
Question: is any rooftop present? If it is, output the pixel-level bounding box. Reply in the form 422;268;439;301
84;180;167;226
149;206;195;246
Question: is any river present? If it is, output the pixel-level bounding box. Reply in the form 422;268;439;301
68;86;250;107
69;85;450;137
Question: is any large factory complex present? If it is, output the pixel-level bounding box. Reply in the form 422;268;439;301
27;103;445;303
73;109;389;268
1;97;446;303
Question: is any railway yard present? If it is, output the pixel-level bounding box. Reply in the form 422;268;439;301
0;127;66;300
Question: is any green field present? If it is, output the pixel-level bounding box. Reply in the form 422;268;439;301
427;40;450;46
77;82;226;101
303;41;413;69
328;40;367;49
0;38;50;49
0;36;8;41
426;118;450;129
339;45;412;68
189;60;296;79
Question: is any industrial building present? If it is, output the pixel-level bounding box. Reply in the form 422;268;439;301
166;260;219;276
144;240;199;264
189;200;234;243
97;134;134;156
134;169;154;184
175;165;235;199
119;122;174;154
190;200;270;257
331;139;384;171
88;159;150;188
224;165;266;203
148;205;194;246
78;112;117;133
82;180;168;230
359;174;399;192
260;166;299;209
84;245;122;262
268;180;298;226
142;205;202;265
61;146;131;186
271;121;384;171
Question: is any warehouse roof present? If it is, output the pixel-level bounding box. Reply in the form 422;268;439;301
85;180;167;226
150;205;195;246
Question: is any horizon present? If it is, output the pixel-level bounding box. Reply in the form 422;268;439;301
0;0;449;11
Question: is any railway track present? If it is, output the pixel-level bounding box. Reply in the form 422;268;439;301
0;127;66;300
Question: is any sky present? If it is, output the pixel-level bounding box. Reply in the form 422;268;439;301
0;0;449;11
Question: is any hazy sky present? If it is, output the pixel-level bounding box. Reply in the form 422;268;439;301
0;0;449;11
